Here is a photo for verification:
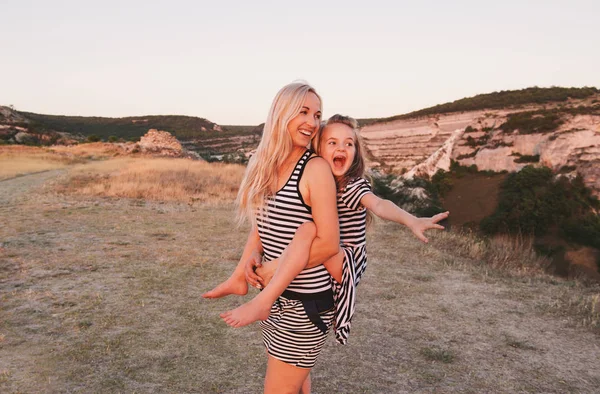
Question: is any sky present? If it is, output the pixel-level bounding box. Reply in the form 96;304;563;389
2;0;599;125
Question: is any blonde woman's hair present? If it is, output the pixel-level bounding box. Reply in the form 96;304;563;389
237;82;322;225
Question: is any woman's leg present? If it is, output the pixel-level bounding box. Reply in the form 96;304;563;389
300;372;311;394
220;222;316;327
264;355;311;394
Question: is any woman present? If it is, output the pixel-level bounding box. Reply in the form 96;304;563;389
205;82;339;393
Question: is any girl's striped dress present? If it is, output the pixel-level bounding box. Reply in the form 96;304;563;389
332;177;372;345
257;150;335;369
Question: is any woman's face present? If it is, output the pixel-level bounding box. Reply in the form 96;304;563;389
319;123;357;179
287;92;322;149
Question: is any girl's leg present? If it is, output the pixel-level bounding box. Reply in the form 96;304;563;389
220;222;316;327
201;258;248;298
264;355;311;394
258;249;343;288
202;228;261;298
320;250;343;284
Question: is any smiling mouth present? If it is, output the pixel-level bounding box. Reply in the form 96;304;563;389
333;156;346;169
299;129;312;137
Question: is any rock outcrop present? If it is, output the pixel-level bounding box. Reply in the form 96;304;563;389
132;129;201;160
138;129;183;156
404;128;465;178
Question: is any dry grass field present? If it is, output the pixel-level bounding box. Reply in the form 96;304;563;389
55;157;244;203
1;149;599;393
0;146;85;181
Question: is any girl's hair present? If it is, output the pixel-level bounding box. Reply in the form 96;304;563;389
236;82;322;225
315;114;374;226
314;114;368;190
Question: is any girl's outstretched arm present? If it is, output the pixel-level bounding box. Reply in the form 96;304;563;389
361;193;449;243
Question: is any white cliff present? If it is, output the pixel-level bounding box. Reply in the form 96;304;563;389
361;96;600;195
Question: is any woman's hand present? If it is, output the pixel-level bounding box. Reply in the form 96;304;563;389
255;258;278;288
244;249;263;288
409;211;449;243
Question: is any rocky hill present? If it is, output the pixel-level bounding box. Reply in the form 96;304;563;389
0;106;79;145
361;88;600;196
18;112;224;141
0;106;260;156
3;87;600;194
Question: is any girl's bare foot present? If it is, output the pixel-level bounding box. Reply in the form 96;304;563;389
202;276;248;299
220;297;271;327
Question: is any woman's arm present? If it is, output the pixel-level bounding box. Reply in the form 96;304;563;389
301;157;340;268
361;193;449;243
248;157;339;283
238;226;263;284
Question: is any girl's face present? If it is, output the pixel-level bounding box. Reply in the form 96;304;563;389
319;123;357;179
287;92;322;149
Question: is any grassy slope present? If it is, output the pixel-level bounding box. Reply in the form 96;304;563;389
362;86;599;125
19;112;253;141
0;161;599;393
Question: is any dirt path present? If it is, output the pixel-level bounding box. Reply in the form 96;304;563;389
1;174;599;393
0;170;66;206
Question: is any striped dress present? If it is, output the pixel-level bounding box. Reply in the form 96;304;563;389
332;177;372;345
258;150;335;369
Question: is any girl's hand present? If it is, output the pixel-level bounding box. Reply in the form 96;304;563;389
410;211;449;243
244;250;263;288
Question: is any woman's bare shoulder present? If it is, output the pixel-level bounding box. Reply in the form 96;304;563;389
299;155;335;201
304;155;330;175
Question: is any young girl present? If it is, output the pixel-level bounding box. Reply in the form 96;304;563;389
219;114;449;345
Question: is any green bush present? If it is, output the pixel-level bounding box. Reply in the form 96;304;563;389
480;167;600;251
559;165;577;173
108;135;118;143
562;214;600;250
371;175;446;217
456;150;478;160
514;154;540;163
488;140;514;149
449;160;480;177
87;135;101;142
500;110;564;134
222;151;248;165
431;169;453;197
